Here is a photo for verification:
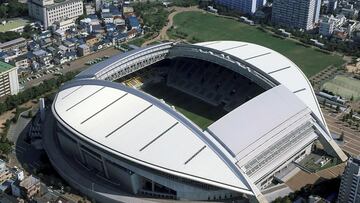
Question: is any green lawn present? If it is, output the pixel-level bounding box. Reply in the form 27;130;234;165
322;75;360;101
0;18;30;32
141;82;227;129
168;11;344;77
128;37;146;47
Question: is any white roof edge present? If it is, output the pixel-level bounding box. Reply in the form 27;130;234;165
196;41;328;131
52;79;257;196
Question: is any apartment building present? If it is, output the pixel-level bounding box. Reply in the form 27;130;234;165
215;0;265;14
0;61;19;97
339;157;360;203
271;0;321;30
28;0;83;29
0;38;27;53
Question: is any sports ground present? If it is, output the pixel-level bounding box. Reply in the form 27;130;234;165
167;11;344;77
0;18;30;33
322;75;360;101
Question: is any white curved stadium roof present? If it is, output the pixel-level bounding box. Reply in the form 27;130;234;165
52;41;345;199
196;41;326;128
53;80;255;195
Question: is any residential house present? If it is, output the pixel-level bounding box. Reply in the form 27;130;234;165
77;44;91;56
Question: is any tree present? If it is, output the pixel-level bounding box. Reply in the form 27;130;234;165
0;5;7;18
7;0;27;18
23;24;32;33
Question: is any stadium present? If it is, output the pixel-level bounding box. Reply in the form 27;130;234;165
44;41;347;203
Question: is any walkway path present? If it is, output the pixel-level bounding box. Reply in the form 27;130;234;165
142;6;201;47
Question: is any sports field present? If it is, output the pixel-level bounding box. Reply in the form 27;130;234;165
0;18;30;32
322;75;360;101
141;82;227;129
168;11;344;77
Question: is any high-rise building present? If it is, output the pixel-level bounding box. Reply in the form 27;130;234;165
28;0;83;29
338;157;360;203
271;0;321;30
215;0;266;14
0;61;19;97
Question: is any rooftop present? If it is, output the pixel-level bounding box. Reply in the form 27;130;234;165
0;37;26;49
53;79;253;195
19;175;40;189
0;61;14;73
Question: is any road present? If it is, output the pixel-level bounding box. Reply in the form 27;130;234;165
322;107;360;156
23;47;121;89
142;6;201;47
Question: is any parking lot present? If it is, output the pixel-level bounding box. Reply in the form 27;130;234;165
21;47;121;89
322;107;360;156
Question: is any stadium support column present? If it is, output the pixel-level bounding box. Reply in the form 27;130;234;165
314;122;347;162
101;157;109;179
318;134;347;162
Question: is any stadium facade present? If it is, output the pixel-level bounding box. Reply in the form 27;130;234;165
45;41;347;203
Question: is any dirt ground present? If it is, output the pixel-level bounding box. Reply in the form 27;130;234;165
346;62;360;74
286;163;345;191
0;100;38;134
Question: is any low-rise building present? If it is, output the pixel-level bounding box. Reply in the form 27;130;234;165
85;35;100;47
32;49;52;68
0;38;27;53
102;12;114;24
54;18;76;32
319;14;346;36
12;55;30;70
126;16;140;30
78;44;91;56
85;4;96;15
11;175;40;200
0;160;11;184
0;61;19;97
123;6;134;15
114;16;125;25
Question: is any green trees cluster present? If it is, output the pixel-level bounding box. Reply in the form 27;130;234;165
0;0;28;19
133;2;169;34
21;24;41;39
0;118;12;156
0;71;78;157
171;0;199;7
0;31;21;43
0;71;78;116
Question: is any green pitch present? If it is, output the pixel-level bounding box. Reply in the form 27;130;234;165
168;11;344;77
141;82;227;129
322;75;360;101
